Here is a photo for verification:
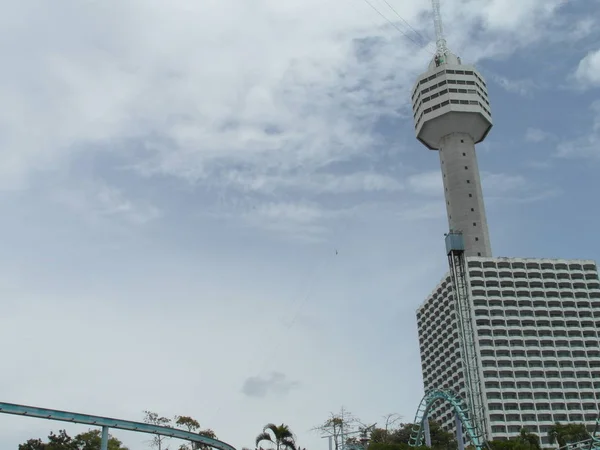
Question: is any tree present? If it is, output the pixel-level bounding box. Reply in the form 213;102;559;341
368;420;454;450
313;407;360;450
256;423;297;450
175;416;200;450
487;441;532;450
144;410;173;450
18;429;128;450
176;416;201;432
174;414;218;450
197;429;218;450
73;430;129;450
515;428;541;450
426;421;456;450
18;438;46;450
548;423;590;448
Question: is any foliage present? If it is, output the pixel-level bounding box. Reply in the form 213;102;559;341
368;420;456;450
144;410;172;450
18;429;128;450
488;440;534;450
173;414;218;450
515;428;541;450
256;423;297;450
369;443;422;450
313;407;361;450
176;416;201;432
547;423;590;448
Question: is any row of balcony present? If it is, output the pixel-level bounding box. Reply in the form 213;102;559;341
489;413;598;423
468;271;598;281
480;349;600;358
412;67;486;100
483;370;600;378
478;339;600;348
466;260;596;271
482;360;600;369
475;319;600;328
488;402;597;411
474;309;600;318
485;392;599;401
472;299;600;308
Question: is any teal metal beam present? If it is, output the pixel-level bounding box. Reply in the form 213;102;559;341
0;402;236;450
101;426;109;450
409;389;485;450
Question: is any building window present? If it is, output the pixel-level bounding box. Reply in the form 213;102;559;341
463;152;466;156
471;208;474;211
469;194;472;197
478;252;481;256
475;237;479;241
473;222;477;226
467;180;471;183
465;166;468;170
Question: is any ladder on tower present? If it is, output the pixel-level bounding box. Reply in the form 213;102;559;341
445;231;488;446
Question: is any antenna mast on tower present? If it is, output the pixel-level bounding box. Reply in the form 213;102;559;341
431;0;448;56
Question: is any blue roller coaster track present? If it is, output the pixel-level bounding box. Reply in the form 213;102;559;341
409;392;600;450
591;416;600;450
0;401;237;450
409;389;484;450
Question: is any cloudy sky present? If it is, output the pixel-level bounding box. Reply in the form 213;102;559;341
1;0;600;448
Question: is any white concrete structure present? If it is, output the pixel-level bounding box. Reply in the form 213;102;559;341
417;257;600;446
411;51;493;258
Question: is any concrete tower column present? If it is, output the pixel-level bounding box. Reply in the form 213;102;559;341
411;51;494;257
439;132;491;257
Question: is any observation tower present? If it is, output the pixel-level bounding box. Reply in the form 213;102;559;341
411;0;493;258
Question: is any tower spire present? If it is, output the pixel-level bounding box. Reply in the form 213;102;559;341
431;0;448;56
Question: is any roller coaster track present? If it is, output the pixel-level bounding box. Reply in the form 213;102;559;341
591;415;600;450
408;389;485;450
0;401;237;450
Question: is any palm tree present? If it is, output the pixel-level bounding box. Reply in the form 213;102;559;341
256;423;297;450
547;423;590;448
516;428;541;450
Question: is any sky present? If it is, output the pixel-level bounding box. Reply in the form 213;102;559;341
1;0;600;448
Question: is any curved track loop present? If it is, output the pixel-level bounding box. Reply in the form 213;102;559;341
591;416;600;450
408;389;484;450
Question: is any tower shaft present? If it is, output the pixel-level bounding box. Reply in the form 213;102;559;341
439;133;492;257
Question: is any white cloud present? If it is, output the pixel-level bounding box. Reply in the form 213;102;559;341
54;181;161;226
574;48;600;87
223;171;403;195
0;1;590;449
0;0;572;198
525;127;554;143
486;72;540;96
556;100;600;158
407;170;442;196
569;17;597;41
482;172;528;194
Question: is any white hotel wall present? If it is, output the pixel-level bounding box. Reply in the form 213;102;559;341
417;257;600;446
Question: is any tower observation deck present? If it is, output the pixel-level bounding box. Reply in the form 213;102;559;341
411;39;493;257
